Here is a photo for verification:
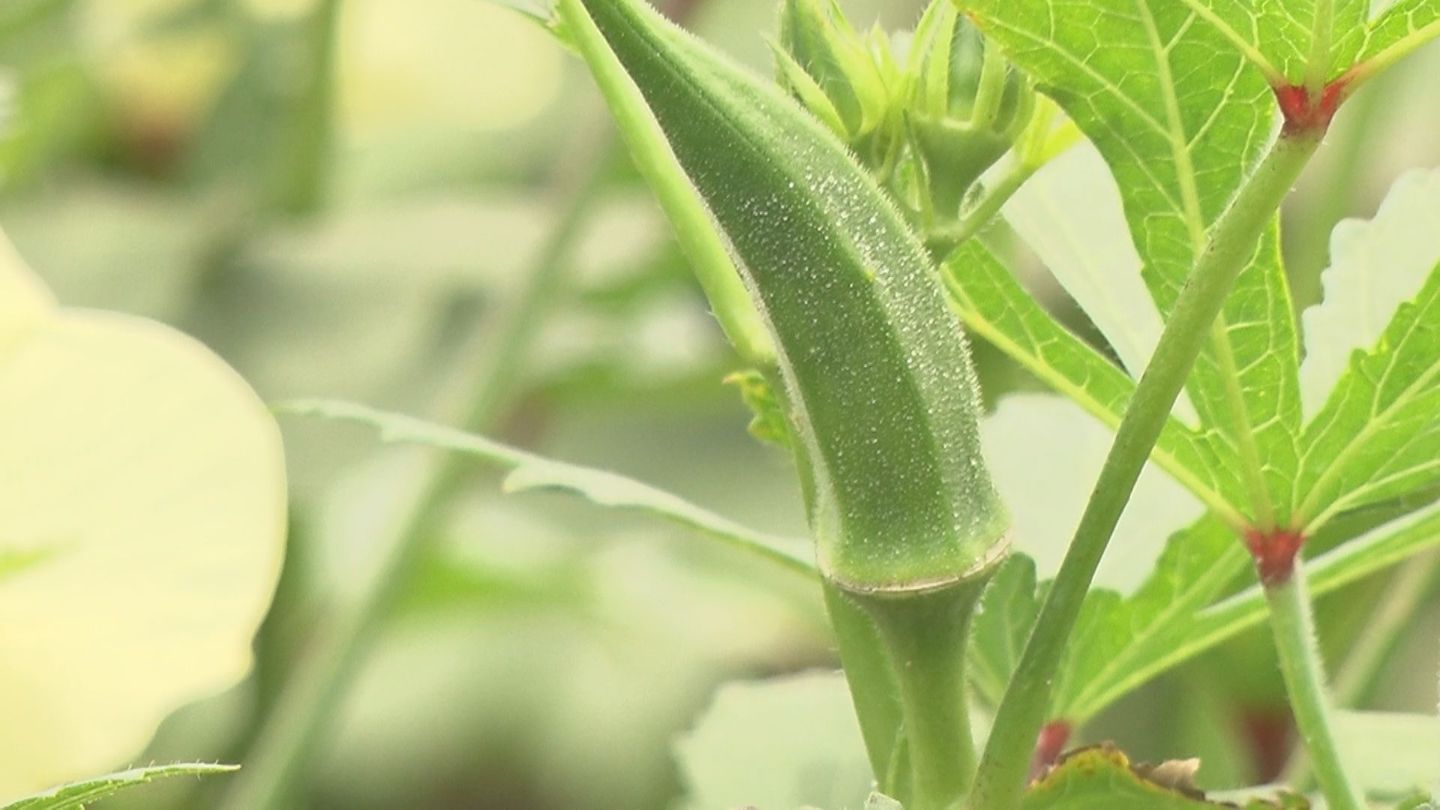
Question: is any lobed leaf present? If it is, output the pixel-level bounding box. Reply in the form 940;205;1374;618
1357;0;1440;77
1294;168;1440;529
2;764;237;810
1155;0;1440;90
981;394;1205;593
973;501;1440;723
964;0;1304;527
1170;0;1367;84
944;241;1246;525
1298;168;1440;414
1021;746;1306;808
969;555;1040;705
278;399;815;576
1050;518;1243;721
1000;143;1166;382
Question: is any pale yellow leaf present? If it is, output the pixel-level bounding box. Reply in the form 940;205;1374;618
0;234;285;799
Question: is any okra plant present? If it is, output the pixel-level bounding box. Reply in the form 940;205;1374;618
249;0;1440;807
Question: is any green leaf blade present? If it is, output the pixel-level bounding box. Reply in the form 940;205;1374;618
1359;0;1440;73
1051;517;1244;721
280;399;815;576
969;555;1040;705
943;241;1247;525
1296;168;1440;529
3;764;238;810
965;0;1304;527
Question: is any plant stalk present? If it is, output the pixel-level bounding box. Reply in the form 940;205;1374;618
847;577;990;810
967;129;1322;810
1283;549;1440;789
1265;568;1365;810
823;581;910;795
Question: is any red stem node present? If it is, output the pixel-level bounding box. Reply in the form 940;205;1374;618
1244;527;1307;587
1027;720;1073;783
1274;79;1348;136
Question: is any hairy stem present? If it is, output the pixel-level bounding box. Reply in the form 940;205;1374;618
824;582;910;794
1285;549;1440;788
967;130;1322;810
1265;568;1365;810
219;131;620;810
927;159;1036;254
847;578;989;810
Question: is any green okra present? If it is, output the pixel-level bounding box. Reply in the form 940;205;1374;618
561;0;1009;593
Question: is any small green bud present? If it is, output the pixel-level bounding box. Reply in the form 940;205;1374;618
776;0;891;145
724;369;792;449
904;1;1035;218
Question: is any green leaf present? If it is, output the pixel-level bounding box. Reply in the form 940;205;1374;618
981;394;1204;592
1050;518;1244;721
2;764;238;810
1049;502;1440;722
278;399;815;576
564;0;1008;590
943;241;1246;525
961;154;1440;726
1170;0;1368;85
673;672;873;810
1000;143;1165;381
969;555;1040;705
1158;0;1440;91
1332;711;1440;799
1021;746;1306;808
1298;168;1440;413
1357;0;1440;78
966;0;1304;527
1294;168;1440;529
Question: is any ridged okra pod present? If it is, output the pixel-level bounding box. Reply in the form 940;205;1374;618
562;0;1010;803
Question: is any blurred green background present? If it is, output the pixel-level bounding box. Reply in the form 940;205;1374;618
3;0;1438;807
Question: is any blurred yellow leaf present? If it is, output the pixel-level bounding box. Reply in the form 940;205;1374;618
0;231;286;799
338;0;563;138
